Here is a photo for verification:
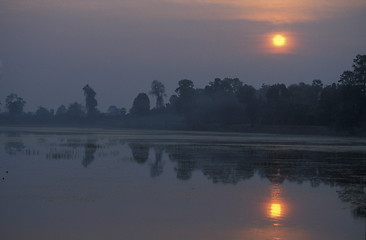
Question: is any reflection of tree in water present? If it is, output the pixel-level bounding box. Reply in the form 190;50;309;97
167;146;254;183
1;131;364;218
170;149;195;181
65;138;83;148
46;149;78;160
129;143;150;164
4;133;25;155
45;138;81;160
337;184;366;218
165;145;366;218
24;148;40;156
150;147;164;178
200;150;254;184
82;141;98;168
256;150;306;184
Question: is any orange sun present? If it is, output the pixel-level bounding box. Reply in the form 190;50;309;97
272;34;286;47
259;32;296;54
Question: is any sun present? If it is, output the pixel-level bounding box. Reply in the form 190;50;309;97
272;34;286;47
261;32;295;54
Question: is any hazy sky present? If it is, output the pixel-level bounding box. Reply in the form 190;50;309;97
1;0;366;111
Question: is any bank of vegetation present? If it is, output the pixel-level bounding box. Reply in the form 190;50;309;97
1;54;366;135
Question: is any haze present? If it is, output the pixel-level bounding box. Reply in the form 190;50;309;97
1;0;365;111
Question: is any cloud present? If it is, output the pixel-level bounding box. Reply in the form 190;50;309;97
168;0;366;23
3;0;366;24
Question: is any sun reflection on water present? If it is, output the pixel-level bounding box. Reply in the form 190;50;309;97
270;203;282;218
267;183;286;220
265;181;288;239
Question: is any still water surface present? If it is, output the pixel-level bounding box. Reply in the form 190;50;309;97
0;127;365;240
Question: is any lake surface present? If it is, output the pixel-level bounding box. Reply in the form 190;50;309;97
0;127;365;240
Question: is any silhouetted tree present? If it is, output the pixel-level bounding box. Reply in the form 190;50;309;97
56;105;67;116
339;54;366;91
35;106;54;121
5;93;26;118
339;71;356;86
237;84;258;125
82;84;98;118
150;80;166;109
338;54;366;129
174;79;196;113
66;102;85;119
106;105;126;119
1;53;366;132
205;78;242;95
166;95;179;111
175;79;195;97
287;82;322;124
107;105;121;116
130;93;150;115
120;108;126;116
319;83;342;125
169;94;178;103
54;105;68;122
264;84;292;124
352;54;366;91
266;84;291;105
312;79;323;89
204;78;244;124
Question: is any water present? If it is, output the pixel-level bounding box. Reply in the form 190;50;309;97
0;127;365;240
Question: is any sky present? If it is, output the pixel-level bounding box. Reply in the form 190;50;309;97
0;0;366;111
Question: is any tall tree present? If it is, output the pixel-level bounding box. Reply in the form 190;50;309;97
107;105;120;116
130;93;150;115
338;54;366;128
264;84;292;124
237;84;258;125
5;93;26;118
56;105;67;116
174;79;196;113
352;54;366;91
150;80;166;109
175;79;195;98
205;78;242;95
339;55;366;91
82;84;98;118
319;83;342;125
66;102;85;119
107;105;126;116
36;106;54;121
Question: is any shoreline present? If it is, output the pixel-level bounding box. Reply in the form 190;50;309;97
0;123;365;138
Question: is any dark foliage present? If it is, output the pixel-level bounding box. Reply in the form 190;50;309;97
5;93;26;119
130;93;150;115
1;54;366;134
83;84;98;118
150;80;166;109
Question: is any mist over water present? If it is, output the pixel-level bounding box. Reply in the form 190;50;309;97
0;127;365;240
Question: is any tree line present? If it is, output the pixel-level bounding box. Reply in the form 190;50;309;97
1;54;366;133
